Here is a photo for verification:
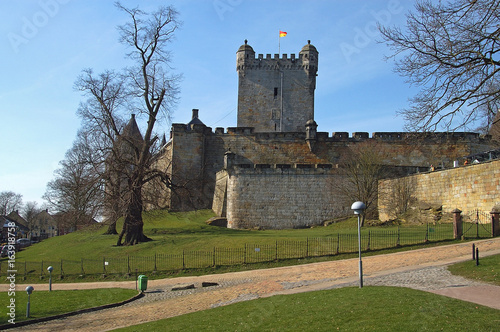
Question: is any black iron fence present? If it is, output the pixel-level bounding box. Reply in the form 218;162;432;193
0;223;465;278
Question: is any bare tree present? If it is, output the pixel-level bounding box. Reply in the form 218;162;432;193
0;191;23;215
378;176;417;221
43;131;104;230
379;0;500;132
75;3;181;245
75;69;128;235
335;141;387;225
22;201;42;239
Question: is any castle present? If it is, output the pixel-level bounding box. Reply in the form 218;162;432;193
150;41;495;229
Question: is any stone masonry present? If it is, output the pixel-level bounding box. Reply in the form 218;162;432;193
237;40;317;132
378;159;500;221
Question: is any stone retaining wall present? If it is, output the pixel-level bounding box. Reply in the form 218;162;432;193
215;167;349;229
379;159;500;221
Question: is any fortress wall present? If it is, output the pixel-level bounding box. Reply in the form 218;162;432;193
168;124;209;210
224;167;349;229
166;124;493;212
378;159;500;221
203;130;490;169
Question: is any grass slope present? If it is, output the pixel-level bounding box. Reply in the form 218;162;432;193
13;209;451;262
115;286;500;331
0;288;138;324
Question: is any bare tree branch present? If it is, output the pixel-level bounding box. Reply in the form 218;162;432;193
379;0;500;132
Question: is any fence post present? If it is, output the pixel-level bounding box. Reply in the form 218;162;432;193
275;241;278;261
306;238;309;257
81;258;84;275
244;244;247;264
103;257;106;274
452;209;462;239
397;226;400;247
336;233;340;254
425;223;429;242
154;253;157;272
213;248;216;267
24;261;27;280
491;206;500;237
60;259;63;279
127;256;130;274
40;260;43;278
367;231;371;251
182;250;185;269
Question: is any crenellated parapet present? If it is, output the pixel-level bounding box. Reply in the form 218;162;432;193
207;125;490;144
236;40;318;74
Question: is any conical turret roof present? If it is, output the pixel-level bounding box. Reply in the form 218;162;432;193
122;114;143;142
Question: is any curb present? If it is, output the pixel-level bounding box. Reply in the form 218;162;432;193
0;291;144;330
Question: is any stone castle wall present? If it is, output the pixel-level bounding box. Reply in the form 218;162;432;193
378;159;500;221
162;124;493;214
216;166;348;229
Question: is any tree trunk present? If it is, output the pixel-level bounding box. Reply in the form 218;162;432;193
103;219;118;235
116;185;151;245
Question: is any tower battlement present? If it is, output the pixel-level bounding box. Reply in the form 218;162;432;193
236;40;318;133
236;53;317;71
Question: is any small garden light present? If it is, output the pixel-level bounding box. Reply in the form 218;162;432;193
47;266;54;291
26;285;34;318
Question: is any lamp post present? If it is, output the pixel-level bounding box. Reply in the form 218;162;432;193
26;286;34;318
47;266;53;291
351;201;366;288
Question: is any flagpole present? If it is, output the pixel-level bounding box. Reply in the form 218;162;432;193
279;30;282;131
278;30;281;55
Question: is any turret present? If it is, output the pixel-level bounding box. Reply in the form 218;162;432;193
236;39;255;73
299;40;319;78
305;119;318;151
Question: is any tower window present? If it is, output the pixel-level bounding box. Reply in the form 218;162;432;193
274;87;278;99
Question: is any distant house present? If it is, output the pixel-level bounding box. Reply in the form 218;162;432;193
6;210;28;229
1;215;29;242
31;209;58;240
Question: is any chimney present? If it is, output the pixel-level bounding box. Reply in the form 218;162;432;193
192;109;199;120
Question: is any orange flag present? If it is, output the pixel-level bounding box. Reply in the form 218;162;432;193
279;30;287;37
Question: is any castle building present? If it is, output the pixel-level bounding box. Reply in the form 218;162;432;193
236;40;318;132
152;41;495;229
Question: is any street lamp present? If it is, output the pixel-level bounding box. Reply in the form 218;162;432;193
26;286;34;318
47;266;53;291
351;201;366;288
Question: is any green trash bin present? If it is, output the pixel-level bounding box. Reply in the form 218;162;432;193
138;275;148;292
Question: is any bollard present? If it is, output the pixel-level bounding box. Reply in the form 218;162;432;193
472;243;475;260
475;248;479;266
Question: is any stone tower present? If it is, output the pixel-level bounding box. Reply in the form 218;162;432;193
236;40;318;132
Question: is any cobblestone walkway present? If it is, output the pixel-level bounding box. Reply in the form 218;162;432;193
7;237;500;331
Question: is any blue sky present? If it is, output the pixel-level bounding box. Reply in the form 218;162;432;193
0;0;416;205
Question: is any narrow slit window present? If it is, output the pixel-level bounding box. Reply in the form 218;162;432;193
274;87;278;99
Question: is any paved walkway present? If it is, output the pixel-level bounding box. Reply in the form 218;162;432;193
4;237;500;331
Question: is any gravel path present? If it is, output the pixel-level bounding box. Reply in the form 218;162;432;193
6;237;500;331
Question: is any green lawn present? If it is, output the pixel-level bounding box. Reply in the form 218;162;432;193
0;288;138;325
11;209;453;261
0;209;463;280
115;286;500;331
448;253;500;286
